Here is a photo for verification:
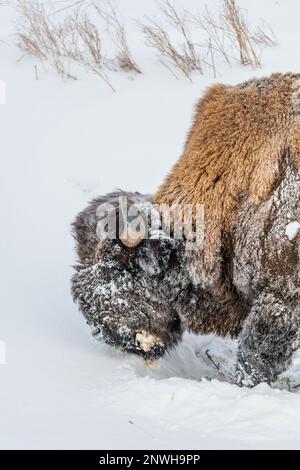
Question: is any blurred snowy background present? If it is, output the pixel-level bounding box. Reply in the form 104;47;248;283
1;0;300;450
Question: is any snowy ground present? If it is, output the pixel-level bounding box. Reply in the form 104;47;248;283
2;0;300;450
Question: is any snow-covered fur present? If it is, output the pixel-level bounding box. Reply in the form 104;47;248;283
71;191;246;359
71;73;300;387
71;193;184;360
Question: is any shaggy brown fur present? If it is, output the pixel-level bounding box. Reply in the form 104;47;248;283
155;72;300;305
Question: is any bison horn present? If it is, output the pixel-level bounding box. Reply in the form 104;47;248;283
119;214;147;248
119;198;147;248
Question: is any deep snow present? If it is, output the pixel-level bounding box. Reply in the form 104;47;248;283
2;0;300;450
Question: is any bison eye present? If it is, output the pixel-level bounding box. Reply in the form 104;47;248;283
119;210;147;248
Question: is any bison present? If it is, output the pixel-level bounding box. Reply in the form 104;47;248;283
71;73;300;387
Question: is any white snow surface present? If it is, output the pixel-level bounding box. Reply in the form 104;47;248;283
2;0;300;450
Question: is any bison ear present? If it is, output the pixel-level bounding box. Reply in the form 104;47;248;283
118;196;147;248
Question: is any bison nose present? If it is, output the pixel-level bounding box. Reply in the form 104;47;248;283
135;330;165;360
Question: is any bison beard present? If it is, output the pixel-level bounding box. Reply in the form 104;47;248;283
71;73;300;388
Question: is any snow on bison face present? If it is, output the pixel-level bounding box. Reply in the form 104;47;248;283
71;192;184;362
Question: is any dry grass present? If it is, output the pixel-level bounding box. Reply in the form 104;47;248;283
140;0;276;79
188;6;234;68
189;0;276;71
141;21;193;80
222;0;276;67
15;0;115;90
14;0;277;85
139;0;203;81
94;0;141;73
159;0;202;74
222;0;261;67
252;22;277;48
